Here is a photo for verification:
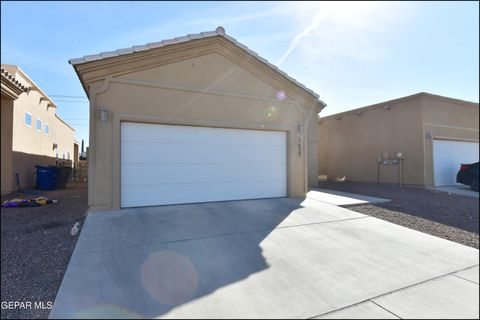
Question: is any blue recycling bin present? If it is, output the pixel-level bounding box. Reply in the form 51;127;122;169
35;166;59;190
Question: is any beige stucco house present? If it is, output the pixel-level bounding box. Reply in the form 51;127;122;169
318;93;479;187
69;27;325;210
1;65;78;194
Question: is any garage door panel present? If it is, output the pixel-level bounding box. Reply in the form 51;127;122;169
433;140;479;186
121;122;287;207
121;163;285;186
121;142;285;164
121;180;287;207
122;123;285;146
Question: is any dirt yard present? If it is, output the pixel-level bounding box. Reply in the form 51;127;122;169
1;182;87;319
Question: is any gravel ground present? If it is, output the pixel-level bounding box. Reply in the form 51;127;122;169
1;182;87;319
318;181;479;249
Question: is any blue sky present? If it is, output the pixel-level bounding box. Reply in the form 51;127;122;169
2;1;478;146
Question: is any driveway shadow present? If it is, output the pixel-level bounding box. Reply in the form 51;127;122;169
51;198;313;318
49;195;480;319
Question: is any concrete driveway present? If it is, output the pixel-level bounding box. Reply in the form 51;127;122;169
50;198;479;319
434;185;479;198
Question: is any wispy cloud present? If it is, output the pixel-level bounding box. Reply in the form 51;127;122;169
275;2;413;66
275;10;329;66
101;3;285;51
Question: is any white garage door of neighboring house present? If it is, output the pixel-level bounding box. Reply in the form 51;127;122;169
433;139;479;186
121;122;287;207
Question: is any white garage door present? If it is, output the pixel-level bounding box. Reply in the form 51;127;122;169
433;139;479;186
121;122;287;207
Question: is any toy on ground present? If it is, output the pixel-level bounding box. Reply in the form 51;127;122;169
1;197;58;208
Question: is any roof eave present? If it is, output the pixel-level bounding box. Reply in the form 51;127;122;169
68;27;323;104
69;62;90;98
55;113;76;131
12;67;58;108
1;80;25;99
0;69;29;99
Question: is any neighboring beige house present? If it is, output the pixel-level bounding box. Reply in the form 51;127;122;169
318;92;479;187
1;65;78;194
69;27;325;210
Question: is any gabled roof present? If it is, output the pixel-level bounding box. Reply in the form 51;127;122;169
1;67;29;99
1;64;57;108
69;27;325;107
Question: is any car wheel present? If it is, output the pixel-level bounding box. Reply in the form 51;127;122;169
471;178;479;192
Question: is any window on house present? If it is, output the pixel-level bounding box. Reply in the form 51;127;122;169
36;118;42;131
45;123;49;135
25;112;32;127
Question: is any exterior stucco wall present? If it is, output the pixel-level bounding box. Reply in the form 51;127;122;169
87;53;316;210
318;94;479;187
8;86;75;190
1;96;14;194
53;116;76;162
421;96;479;187
318;98;425;185
12;89;58;157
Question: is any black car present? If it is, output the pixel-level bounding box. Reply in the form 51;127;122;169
456;162;479;191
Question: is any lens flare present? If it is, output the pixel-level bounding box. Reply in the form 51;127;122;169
276;90;286;100
266;106;278;119
73;304;143;319
141;251;198;305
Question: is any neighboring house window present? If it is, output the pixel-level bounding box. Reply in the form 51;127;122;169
25;112;32;127
45;123;49;135
36;118;42;131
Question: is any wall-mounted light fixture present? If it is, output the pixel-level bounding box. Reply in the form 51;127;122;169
426;132;433;139
297;124;304;133
384;104;391;110
52;143;58;150
99;107;108;122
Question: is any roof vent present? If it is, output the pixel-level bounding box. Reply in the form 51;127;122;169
215;26;225;36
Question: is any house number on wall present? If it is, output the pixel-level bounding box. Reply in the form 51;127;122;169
297;137;302;156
